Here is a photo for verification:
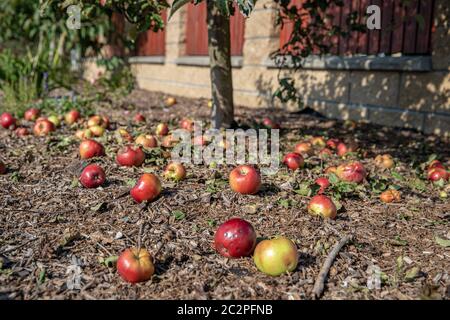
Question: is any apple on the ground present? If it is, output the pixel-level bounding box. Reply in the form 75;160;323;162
130;173;162;203
80;164;106;188
307;195;337;219
229;165;261;195
164;162;186;182
253;236;298;276
117;248;155;283
79;139;105;159
214;218;256;258
116;146;145;167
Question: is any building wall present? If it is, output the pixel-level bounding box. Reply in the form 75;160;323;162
127;0;449;136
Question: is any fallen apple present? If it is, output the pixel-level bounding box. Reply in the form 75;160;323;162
116;146;145;167
214;218;256;258
64;109;80;125
336;141;358;157
253;236;298;276
319;148;333;159
428;160;445;170
79;139;105;159
374;154;395;169
161;134;178;148
47;115;61;127
294;142;313;157
262;117;281;129
336;162;366;183
88;115;109;129
130;173;162;203
283;152;304;170
15;127;29;137
24;108;40;122
89;125;105;137
229;165;261;195
0;112;17;130
164;162;186;182
135;134;158;148
427;167;449;182
33;119;55;136
380;189;401;203
307;195;337;219
134;113;146;123
155;123;169;136
165;97;177;107
326;138;341;150
115;128;134;143
117;248;155;283
324;166;337;175
80;164;106;188
310;136;326;148
315;177;330;194
180;118;194;131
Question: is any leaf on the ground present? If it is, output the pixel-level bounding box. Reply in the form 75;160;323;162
391;171;404;181
404;267;420;282
435;236;450;247
172;210;185;220
390;236;408;246
90;202;106;212
126;179;137;187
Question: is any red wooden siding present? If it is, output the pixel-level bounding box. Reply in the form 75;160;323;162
185;2;245;56
136;11;167;56
280;0;435;55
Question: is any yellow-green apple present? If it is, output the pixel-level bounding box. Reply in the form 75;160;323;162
283;152;304;170
165;97;177;107
324;166;337;175
229;165;261;195
47;115;61;127
117;248;155;283
135;134;157;148
130;173;162;203
65;109;80;125
214;218;256;258
79;139;105;159
33;119;55;136
380;189;401;203
155;123;169;136
374;154;395;169
80;164;106;188
336;162;366;183
164;162;186;182
89;125;105;137
24;108;40;121
115;128;134;143
116;146;145;167
307;195;337;219
0;112;16;130
253;237;298;276
294;142;313;157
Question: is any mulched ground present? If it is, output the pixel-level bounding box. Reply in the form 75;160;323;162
0;89;449;300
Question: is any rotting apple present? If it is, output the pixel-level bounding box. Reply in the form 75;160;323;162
79;139;105;159
214;218;256;258
161;134;178;148
294;142;313;157
427;167;449;182
33;119;55;136
130;173;162;203
380;189;401;203
134;113;146;123
324;166;337;175
315;177;330;194
24;108;40;122
15;127;29;137
374;154;395;169
253;236;298;276
283;153;304;171
155;123;169;136
116;146;145;167
0;112;17;130
229;165;261;195
117;248;155;283
307;195;337;219
135;134;158;148
64;109;80;125
164;162;186;182
88;115;109;129
115;128;134;143
336;162;366;183
80;164;106;188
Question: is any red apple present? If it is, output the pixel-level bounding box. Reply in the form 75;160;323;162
156;123;169;136
130;173;162;203
33;119;55;136
315;177;330;194
336;162;366;183
15;127;29;137
324;166;337;175
283;153;304;170
427;167;449;182
214;218;256;258
88;115;109;129
47;115;61;128
80;164;106;188
89;125;105;137
0;112;16;130
294;142;313;156
326;138;341;150
161;134;178;148
428;160;445;170
115;128;134;143
65;109;80;125
375;154;395;169
116;146;145;167
308;195;337;219
253;237;298;276
135;134;157;148
337;141;358;157
134;113;146;123
164;162;186;182
319;148;333;159
262;117;281;129
179;118;194;131
24;108;40;122
0;161;6;174
229;165;261;195
79;139;105;159
380;189;401;203
117;248;155;283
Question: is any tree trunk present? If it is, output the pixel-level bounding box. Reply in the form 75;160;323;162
206;0;234;129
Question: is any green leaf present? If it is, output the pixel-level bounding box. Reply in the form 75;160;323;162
236;0;255;17
172;210;185;220
126;179;137;187
391;171;404;181
435;236;450;247
169;0;193;19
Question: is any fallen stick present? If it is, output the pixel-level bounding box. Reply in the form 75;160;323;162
312;234;353;299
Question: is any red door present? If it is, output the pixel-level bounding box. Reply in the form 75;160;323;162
185;2;245;56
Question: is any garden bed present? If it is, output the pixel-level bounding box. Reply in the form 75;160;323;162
0;90;449;300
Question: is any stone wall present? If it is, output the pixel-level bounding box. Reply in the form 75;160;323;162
127;0;449;136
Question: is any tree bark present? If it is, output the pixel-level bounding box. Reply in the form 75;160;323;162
206;0;234;129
